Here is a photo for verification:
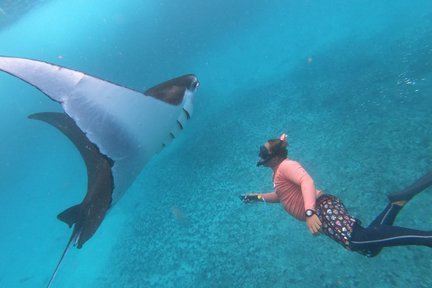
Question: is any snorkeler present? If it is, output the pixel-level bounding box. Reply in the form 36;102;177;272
240;133;432;257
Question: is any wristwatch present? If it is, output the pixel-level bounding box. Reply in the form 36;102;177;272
305;209;316;217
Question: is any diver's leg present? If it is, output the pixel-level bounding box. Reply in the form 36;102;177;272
368;203;402;227
349;171;432;257
355;203;405;257
369;171;432;227
350;224;432;257
388;171;432;205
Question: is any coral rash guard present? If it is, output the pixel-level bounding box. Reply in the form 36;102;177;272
272;159;321;221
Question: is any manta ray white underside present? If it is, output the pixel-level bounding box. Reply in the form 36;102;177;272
0;56;198;203
0;56;199;287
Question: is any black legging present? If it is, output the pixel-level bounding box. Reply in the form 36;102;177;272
350;202;432;257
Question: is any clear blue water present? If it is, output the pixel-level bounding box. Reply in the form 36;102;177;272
0;0;431;287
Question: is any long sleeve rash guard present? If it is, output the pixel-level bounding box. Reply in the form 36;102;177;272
272;159;321;221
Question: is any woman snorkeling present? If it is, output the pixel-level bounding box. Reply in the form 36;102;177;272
240;133;432;257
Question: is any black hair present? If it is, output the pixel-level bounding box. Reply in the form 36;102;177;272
267;139;288;159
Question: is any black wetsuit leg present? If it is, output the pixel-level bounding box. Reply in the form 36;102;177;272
350;171;432;257
350;203;432;257
369;203;402;227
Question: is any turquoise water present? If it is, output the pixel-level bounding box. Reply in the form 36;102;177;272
0;0;431;287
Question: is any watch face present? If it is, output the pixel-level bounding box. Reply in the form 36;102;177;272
306;210;314;217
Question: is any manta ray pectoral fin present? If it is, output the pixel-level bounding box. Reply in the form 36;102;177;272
1;56;200;285
28;112;114;169
57;204;81;228
29;112;114;249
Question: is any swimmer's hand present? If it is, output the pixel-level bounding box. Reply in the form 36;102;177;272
306;214;322;235
239;194;261;203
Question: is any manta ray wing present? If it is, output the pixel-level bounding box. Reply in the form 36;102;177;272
0;56;199;204
29;112;114;248
29;112;113;288
0;56;199;287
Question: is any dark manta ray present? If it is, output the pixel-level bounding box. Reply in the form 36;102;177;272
0;56;199;287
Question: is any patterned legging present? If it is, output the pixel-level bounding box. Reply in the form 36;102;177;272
316;194;432;257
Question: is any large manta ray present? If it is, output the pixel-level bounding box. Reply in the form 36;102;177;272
0;56;199;287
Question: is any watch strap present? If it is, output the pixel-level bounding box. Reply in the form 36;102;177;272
305;209;316;217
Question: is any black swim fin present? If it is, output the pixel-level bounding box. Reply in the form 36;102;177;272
388;171;432;203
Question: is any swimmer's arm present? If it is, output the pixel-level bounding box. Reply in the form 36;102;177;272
283;162;322;234
259;192;280;202
283;162;317;211
239;192;280;203
299;176;317;211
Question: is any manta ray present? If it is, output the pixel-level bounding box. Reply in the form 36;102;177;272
0;56;199;287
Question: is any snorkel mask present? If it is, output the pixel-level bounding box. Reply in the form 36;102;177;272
257;145;272;167
256;133;288;167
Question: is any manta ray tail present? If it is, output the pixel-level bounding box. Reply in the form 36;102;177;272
46;229;81;288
